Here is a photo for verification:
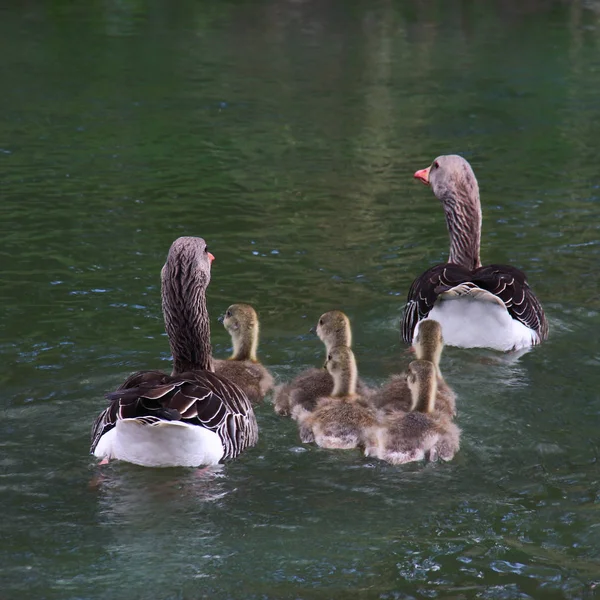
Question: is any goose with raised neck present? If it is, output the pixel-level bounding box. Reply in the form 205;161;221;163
91;237;258;467
401;154;548;352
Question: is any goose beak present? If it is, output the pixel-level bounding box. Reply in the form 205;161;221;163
414;166;430;185
207;252;215;263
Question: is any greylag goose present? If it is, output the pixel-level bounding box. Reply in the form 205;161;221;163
364;360;460;465
401;154;548;352
90;237;258;467
273;310;371;417
295;346;376;450
213;303;274;405
371;319;456;417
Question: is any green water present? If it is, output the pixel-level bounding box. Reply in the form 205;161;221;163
2;1;600;598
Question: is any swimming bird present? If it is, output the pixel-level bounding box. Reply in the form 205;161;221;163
401;154;548;351
364;360;460;465
273;310;371;417
91;237;258;468
295;346;376;450
371;319;456;417
213;303;274;405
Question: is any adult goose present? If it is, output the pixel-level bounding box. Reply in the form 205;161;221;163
90;237;258;467
401;155;548;352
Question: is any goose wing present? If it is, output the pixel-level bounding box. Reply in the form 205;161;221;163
401;263;548;343
471;264;548;342
90;370;258;460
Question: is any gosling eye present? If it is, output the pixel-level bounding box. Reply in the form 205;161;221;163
226;310;232;318
319;319;324;326
327;354;332;361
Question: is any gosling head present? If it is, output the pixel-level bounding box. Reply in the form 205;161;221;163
325;345;357;398
414;319;444;370
315;310;352;352
221;303;259;362
406;359;438;414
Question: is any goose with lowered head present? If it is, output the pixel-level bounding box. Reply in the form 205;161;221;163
401;154;548;352
91;237;258;468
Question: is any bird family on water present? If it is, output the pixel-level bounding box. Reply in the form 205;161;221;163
91;155;548;468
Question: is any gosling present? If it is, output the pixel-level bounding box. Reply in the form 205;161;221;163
364;360;460;465
294;346;376;450
371;319;456;417
213;303;274;405
273;310;370;417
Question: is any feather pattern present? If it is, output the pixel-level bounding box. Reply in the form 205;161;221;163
401;263;548;344
91;369;258;461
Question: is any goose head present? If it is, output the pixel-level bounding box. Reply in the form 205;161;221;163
325;345;358;398
161;236;215;373
414;155;482;270
221;303;259;362
406;359;438;414
315;310;352;352
414;319;444;372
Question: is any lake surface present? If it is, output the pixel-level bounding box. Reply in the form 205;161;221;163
1;1;600;598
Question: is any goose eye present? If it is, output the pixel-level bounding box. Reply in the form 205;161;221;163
327;354;332;361
433;161;439;169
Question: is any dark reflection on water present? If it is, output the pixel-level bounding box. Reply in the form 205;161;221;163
1;0;600;598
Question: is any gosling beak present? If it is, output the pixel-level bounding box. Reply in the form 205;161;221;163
218;314;224;324
413;166;431;185
208;252;215;263
309;325;317;335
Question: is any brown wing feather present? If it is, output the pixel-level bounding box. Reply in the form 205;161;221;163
401;262;548;344
90;369;258;460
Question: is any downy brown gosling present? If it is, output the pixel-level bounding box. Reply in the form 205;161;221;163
213;303;274;405
371;319;456;417
273;310;371;417
364;360;460;465
294;346;377;450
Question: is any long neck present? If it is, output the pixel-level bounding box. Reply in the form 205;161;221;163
440;187;482;270
412;377;438;413
416;343;442;376
162;274;213;374
324;325;352;353
230;324;258;361
332;366;357;397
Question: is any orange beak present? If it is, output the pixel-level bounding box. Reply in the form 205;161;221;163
208;252;215;263
414;166;431;185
